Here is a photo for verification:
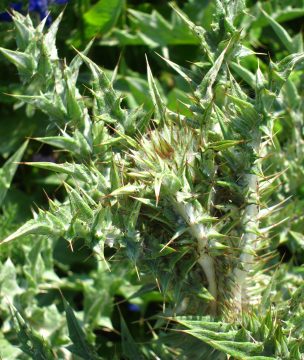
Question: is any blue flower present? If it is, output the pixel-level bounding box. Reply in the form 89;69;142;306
0;3;22;22
127;303;141;312
29;0;68;25
0;0;68;24
29;0;48;17
51;0;68;4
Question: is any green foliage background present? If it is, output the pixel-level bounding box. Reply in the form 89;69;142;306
0;0;303;359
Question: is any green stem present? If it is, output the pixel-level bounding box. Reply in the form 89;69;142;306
232;134;260;313
175;200;217;313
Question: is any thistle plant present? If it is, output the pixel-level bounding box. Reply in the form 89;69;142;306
0;1;304;359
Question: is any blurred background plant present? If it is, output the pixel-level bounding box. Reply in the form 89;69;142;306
0;0;303;359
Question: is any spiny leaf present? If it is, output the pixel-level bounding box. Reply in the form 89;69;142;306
230;62;255;88
270;53;304;96
21;162;91;182
157;53;196;85
11;12;34;51
0;210;66;245
110;184;141;197
170;3;213;62
0;47;35;75
182;329;273;359
69;39;94;85
260;8;295;53
0;141;27;206
11;306;54;360
173;317;276;359
64;298;98;360
44;12;64;60
65;183;94;221
195;41;230;106
10;93;67;121
122;8;199;47
146;56;166;124
34;130;92;158
75;49;127;124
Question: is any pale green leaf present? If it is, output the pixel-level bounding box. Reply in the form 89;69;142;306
0;141;27;206
0;47;35;74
